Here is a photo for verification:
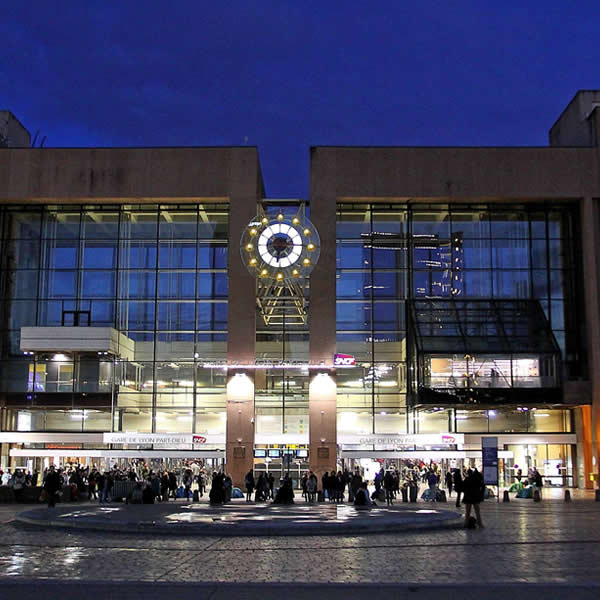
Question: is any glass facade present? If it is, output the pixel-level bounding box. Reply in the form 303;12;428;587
336;203;582;435
0;204;228;434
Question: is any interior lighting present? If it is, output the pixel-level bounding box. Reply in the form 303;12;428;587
534;413;550;417
378;381;396;387
52;354;68;362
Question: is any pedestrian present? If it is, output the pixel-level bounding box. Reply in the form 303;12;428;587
43;465;61;508
453;468;463;507
445;470;454;497
462;468;485;528
244;469;255;502
384;470;394;506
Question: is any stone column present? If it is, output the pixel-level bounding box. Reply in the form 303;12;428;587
308;149;338;485
225;149;261;487
580;196;600;487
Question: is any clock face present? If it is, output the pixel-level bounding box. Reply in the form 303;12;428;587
241;211;320;282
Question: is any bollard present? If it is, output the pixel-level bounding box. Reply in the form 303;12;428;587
564;489;571;502
533;489;541;502
503;490;510;502
595;490;600;502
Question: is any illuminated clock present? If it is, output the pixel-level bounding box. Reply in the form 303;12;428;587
241;211;320;282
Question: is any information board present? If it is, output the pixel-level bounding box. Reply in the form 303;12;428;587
482;436;498;486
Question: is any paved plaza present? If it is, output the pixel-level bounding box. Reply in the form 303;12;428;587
0;491;599;598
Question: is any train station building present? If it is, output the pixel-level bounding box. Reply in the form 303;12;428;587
1;91;599;489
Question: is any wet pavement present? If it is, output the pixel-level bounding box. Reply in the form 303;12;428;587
0;492;599;594
15;500;462;535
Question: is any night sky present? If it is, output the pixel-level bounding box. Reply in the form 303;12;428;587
3;2;600;198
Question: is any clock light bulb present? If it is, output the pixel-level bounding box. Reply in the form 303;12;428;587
249;228;257;236
261;217;269;225
246;243;253;251
303;228;310;236
276;272;283;280
307;243;315;251
292;217;300;225
303;258;311;266
260;269;268;277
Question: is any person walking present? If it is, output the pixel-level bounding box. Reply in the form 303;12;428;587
462;468;485;528
453;468;463;508
384;470;394;506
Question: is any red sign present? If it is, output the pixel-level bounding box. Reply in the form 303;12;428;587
192;435;206;444
334;353;356;366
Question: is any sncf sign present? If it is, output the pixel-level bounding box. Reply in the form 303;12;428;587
334;353;356;367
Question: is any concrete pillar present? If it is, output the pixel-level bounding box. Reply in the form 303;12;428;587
225;149;262;487
309;149;338;482
580;197;600;485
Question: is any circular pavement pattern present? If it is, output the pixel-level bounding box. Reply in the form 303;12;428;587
16;501;462;536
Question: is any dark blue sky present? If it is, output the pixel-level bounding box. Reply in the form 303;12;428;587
2;2;600;198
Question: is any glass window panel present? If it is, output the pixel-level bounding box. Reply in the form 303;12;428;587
337;271;370;298
9;270;38;298
197;209;228;240
155;336;196;361
491;239;530;269
550;301;564;331
120;210;158;239
493;270;530;298
550;270;565;298
336;207;371;238
7;212;42;239
548;239;569;268
40;270;77;299
530;212;546;239
372;246;407;269
82;211;119;238
159;241;197;269
197;244;227;269
451;210;490;239
90;301;115;326
121;410;152;432
158;272;196;299
464;270;492;297
336;243;370;269
336;333;374;360
159;209;197;239
157;302;195;330
81;271;116;298
373;302;405;330
531;239;547;268
8;300;37;328
372;271;407;298
83;241;117;269
197;273;228;298
548;212;569;238
4;239;40;269
374;411;407;434
412;209;450;237
371;210;407;234
42;240;78;269
490;211;528;238
38;300;75;326
197;303;227;330
118;271;156;299
118;301;155;330
336;302;371;331
43;211;81;238
532;270;548;297
463;240;491;268
119;240;157;268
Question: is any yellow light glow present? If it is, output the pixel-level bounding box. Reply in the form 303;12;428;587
292;217;300;225
277;213;284;221
276;272;283;280
249;228;257;236
307;243;315;251
246;243;253;251
261;217;269;225
292;269;299;277
249;258;257;265
303;228;311;236
260;269;269;277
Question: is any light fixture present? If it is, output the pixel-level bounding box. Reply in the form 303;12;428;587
249;258;257;265
307;243;315;251
292;217;300;225
261;217;269;225
246;243;253;251
303;228;310;236
303;258;311;266
249;228;257;236
277;213;284;221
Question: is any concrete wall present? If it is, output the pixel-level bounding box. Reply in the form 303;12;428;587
0;111;31;148
550;91;600;147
